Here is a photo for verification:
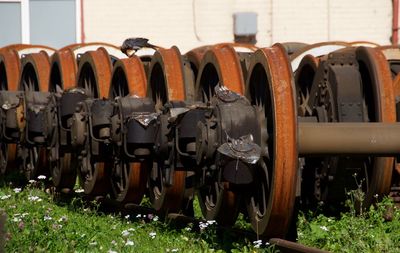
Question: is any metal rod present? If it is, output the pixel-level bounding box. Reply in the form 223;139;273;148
269;238;329;253
299;122;400;155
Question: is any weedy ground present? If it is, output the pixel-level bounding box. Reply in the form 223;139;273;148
1;175;400;252
0;176;275;253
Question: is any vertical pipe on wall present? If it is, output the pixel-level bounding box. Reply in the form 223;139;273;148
393;0;399;45
80;0;85;43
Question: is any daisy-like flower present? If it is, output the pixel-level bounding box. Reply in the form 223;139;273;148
153;215;159;222
199;222;208;230
125;240;134;246
37;175;46;180
320;226;329;231
121;230;130;237
136;214;142;218
127;228;135;232
28;196;42;202
13;188;22;193
12;217;21;222
149;232;156;239
0;195;11;200
171;249;179;252
206;220;216;225
253;240;262;248
28;179;36;184
43;215;52;221
124;214;130;219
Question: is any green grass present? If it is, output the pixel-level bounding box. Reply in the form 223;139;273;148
0;179;271;252
298;191;400;252
4;177;400;252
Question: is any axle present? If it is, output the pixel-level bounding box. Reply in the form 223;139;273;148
298;122;400;155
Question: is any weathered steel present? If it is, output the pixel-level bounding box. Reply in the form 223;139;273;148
245;44;298;238
299;122;400;155
109;56;148;204
269;238;329;253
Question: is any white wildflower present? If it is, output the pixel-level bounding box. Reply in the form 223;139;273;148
28;196;42;202
171;249;179;252
253;240;262;248
37;175;46;180
136;214;142;218
121;230;130;237
108;250;117;253
75;188;84;193
199;222;208;230
28;179;36;184
13;188;22;193
206;220;216;225
0;195;11;200
149;232;156;239
153;215;159;222
12;217;21;222
43;215;52;221
125;240;134;246
184;227;191;232
89;241;97;246
127;228;135;232
320;226;329;231
124;214;130;219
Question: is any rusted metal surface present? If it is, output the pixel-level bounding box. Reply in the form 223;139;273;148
356;46;396;205
290;41;350;72
77;47;113;98
2;41;400;240
20;51;51;91
108;56;148;204
49;49;77;91
195;44;245;100
299;122;400;154
269;238;329;253
245;44;298;238
147;47;189;213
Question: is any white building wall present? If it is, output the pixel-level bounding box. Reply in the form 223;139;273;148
83;0;393;53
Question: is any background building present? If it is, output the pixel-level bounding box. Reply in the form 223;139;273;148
0;0;396;52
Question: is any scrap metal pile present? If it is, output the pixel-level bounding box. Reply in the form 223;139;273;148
1;40;400;239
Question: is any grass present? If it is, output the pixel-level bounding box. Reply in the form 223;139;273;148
3;176;400;252
298;188;400;253
0;177;272;252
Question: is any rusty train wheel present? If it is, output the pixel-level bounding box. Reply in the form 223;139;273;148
109;57;148;204
356;46;396;206
19;52;51;181
244;44;298;238
147;47;190;213
0;50;21;175
48;49;79;191
195;45;244;225
76;48;113;196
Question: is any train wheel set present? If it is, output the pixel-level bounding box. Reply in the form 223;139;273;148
1;41;400;239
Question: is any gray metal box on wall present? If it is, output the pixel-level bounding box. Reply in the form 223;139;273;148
233;12;257;36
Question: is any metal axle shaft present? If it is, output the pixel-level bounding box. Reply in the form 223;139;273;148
299;122;400;155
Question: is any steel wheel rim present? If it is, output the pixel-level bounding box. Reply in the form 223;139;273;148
147;47;188;212
109;57;148;204
76;48;113;196
244;44;298;237
195;44;244;224
356;46;396;205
